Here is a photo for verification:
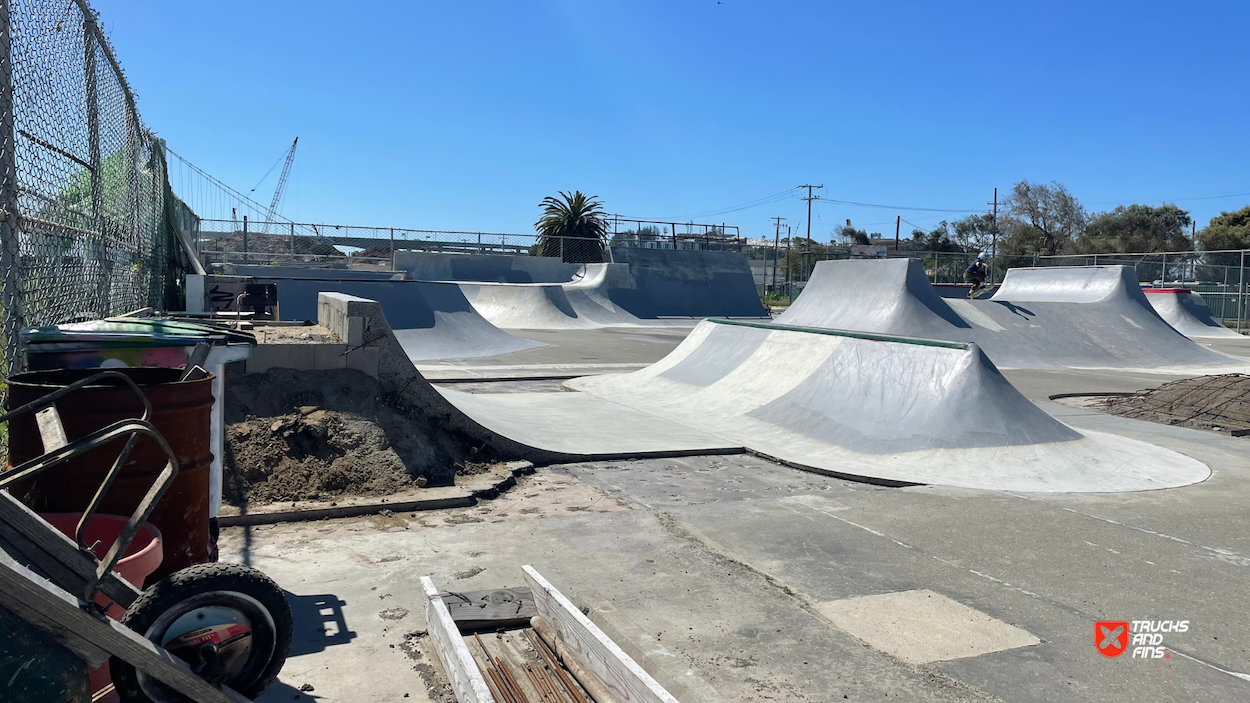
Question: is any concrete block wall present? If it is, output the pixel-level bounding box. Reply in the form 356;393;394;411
240;293;381;377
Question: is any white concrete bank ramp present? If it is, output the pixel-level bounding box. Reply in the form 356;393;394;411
568;319;1211;492
262;278;544;360
1144;288;1244;339
776;259;1249;372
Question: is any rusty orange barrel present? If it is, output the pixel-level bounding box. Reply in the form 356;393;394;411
5;367;214;583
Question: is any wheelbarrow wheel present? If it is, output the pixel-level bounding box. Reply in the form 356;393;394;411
110;563;293;702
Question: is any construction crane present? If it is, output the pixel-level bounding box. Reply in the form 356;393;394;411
262;136;298;233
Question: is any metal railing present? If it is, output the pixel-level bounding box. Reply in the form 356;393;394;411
191;217;747;269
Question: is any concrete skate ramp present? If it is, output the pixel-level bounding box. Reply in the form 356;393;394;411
1145;289;1243;339
990;265;1144;304
569;320;1211;492
313;292;738;461
458;282;602;330
607;247;769;318
776;259;1245;371
263;278;543;361
456;264;710;329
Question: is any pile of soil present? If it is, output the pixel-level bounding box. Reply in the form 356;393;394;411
223;367;507;506
1097;374;1250;434
225;406;415;504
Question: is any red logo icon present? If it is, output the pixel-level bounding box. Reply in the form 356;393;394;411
1096;621;1129;658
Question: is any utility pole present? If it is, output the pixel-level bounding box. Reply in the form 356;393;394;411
780;223;790;301
895;215;900;251
797;184;824;248
991;187;998;284
770;216;786;294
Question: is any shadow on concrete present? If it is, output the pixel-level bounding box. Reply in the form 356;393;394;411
991;300;1036;319
285;591;356;657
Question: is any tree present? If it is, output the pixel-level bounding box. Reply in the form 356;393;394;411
534;191;608;263
909;221;960;252
1078;204;1192;253
950;214;996;253
835;223;870;245
1196;205;1250;265
1000;180;1087;255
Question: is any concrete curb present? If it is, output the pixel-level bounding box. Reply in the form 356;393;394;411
218;461;533;527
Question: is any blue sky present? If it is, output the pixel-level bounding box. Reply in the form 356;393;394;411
98;0;1249;239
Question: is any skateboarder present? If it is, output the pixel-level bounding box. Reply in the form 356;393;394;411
964;252;991;298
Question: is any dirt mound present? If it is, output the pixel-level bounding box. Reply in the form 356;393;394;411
1097;374;1250;434
224;367;508;505
212;230;342;257
226;406;417;505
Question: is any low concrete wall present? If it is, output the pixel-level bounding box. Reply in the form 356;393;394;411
239;293;380;377
396;251;580;283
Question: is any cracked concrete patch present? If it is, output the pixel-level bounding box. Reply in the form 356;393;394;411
816;589;1041;665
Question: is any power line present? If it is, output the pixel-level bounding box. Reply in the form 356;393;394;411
814;197;982;213
640;188;799;221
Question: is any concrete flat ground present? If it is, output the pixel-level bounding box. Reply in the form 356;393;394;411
223;389;1250;702
417;325;694;380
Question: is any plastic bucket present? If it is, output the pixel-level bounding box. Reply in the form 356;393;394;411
5;368;214;581
40;513;162;699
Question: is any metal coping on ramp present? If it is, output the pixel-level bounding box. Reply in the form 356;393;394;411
708;318;972;350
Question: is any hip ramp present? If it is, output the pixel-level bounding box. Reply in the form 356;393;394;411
776;259;1246;371
1144;288;1243;339
569;319;1211;492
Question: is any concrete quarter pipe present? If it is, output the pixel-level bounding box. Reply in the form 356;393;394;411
1144;288;1244;339
776;259;1246;371
400;249;770;329
261;278;543;361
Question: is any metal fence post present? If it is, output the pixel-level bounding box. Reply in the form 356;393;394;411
242;215;248;262
84;19;109;317
390;227;395;270
1161;251;1167;285
1239;251;1245;333
0;0;22;375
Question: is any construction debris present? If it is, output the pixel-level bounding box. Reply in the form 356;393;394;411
1096;374;1250;434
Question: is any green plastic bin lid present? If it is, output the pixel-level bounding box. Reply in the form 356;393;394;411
20;318;257;348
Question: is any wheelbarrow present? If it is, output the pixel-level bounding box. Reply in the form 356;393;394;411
0;369;291;703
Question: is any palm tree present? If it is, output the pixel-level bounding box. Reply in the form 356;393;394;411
534;191;608;263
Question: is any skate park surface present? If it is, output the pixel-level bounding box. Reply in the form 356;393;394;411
229;257;1250;702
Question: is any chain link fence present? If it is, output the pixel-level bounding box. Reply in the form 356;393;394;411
0;0;192;380
191;218;746;270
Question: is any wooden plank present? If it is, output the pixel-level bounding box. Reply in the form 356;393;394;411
522;565;679;703
440;588;537;631
0;550;249;703
421;576;496;703
0;491;142;607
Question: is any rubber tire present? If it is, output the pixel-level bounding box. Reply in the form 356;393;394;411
110;563;293;703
